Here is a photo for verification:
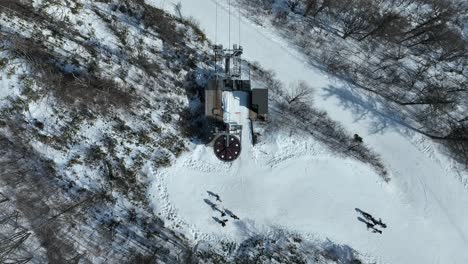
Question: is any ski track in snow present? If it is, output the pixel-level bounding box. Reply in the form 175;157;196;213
145;1;468;263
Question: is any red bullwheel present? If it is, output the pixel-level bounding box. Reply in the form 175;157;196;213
214;135;241;161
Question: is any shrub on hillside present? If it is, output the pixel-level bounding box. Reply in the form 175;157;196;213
9;35;134;113
252;63;389;180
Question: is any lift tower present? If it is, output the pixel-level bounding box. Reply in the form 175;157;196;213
205;44;268;162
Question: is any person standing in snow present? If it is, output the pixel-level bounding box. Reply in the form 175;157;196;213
224;208;240;220
366;222;375;230
211;204;226;217
362;212;373;221
372;218;387;228
213;217;227;227
207;191;222;202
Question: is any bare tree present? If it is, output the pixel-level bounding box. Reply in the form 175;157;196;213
0;198;33;264
285;81;314;105
304;0;331;17
357;12;404;41
333;0;376;39
174;1;182;19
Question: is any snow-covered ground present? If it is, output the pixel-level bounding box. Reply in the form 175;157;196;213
1;1;217;262
147;0;468;263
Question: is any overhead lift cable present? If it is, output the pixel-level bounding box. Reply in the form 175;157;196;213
238;3;241;46
228;0;231;48
215;0;218;45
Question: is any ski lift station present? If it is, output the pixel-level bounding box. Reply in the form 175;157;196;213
205;44;268;162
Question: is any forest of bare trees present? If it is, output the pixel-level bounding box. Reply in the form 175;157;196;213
0;1;204;262
240;0;468;166
0;194;34;264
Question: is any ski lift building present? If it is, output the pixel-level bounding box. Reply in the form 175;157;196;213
205;44;268;123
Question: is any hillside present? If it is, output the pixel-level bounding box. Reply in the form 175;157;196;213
1;0;468;264
235;0;468;169
0;0;375;263
0;0;207;262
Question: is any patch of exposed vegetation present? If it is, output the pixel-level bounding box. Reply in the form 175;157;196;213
251;62;389;180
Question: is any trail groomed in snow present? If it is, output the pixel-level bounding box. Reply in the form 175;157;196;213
148;1;468;263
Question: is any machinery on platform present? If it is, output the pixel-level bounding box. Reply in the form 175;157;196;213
205;44;268;161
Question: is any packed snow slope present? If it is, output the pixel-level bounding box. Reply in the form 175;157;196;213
148;0;468;263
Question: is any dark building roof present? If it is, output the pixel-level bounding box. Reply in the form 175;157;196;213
206;78;268;119
205;80;223;120
251;88;268;115
206;79;251;91
206;79;222;90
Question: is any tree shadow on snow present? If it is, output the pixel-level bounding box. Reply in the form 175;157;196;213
322;83;426;137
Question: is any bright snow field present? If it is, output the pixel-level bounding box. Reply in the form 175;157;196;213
147;0;468;263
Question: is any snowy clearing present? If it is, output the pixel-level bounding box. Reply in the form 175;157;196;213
145;0;468;263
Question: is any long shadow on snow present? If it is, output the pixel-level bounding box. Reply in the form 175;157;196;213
240;6;435;142
322;84;427;137
180;67;226;145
